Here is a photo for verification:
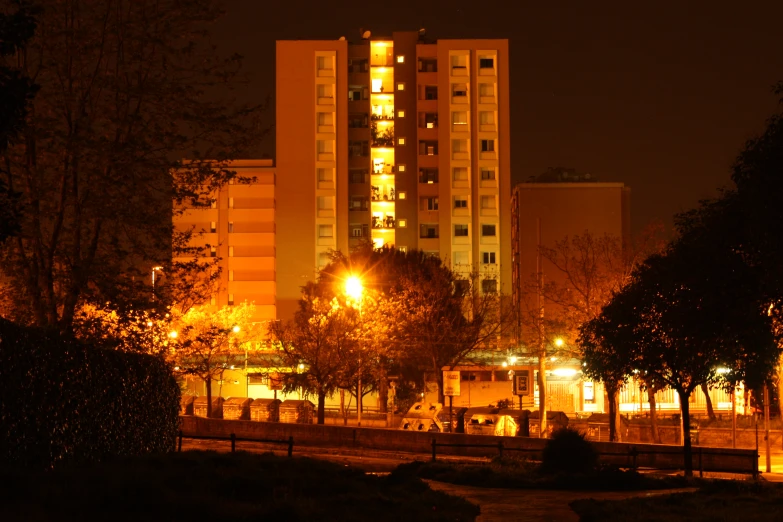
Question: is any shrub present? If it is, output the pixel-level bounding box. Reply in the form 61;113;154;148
0;318;180;469
540;427;598;474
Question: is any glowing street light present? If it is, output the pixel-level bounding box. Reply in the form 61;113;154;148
232;325;241;333
344;274;365;426
554;338;564;347
152;266;163;300
345;276;363;300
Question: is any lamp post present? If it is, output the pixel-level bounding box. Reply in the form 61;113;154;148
152;266;163;300
345;275;364;427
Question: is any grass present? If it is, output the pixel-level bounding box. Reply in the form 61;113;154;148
0;451;480;522
570;480;783;521
393;456;693;491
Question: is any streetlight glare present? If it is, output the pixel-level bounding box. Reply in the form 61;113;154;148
554;338;564;347
169;331;178;339
232;325;241;333
345;276;364;299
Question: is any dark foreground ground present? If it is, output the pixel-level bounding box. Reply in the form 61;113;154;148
0;451;478;522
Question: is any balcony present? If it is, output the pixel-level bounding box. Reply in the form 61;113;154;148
317;96;335;106
451;65;468;77
372;215;396;229
317;68;334;78
452;152;469;161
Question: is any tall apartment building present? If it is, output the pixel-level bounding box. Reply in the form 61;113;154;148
173;159;277;322
276;30;512;321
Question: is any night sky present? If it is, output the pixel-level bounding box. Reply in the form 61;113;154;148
212;0;783;235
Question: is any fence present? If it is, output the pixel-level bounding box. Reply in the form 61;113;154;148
429;437;758;478
178;430;294;457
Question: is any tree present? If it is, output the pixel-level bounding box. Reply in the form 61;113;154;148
171;302;257;418
584;232;777;476
318;245;513;407
0;0;262;331
268;282;362;424
0;1;39;245
519;225;665;438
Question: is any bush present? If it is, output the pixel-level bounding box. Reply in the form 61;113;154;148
0;318;180;469
540;427;598;474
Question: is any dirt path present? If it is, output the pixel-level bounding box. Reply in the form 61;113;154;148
425;481;697;522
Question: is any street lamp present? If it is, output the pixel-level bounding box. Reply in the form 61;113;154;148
345;275;364;427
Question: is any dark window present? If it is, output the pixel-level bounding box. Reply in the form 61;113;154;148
351;224;369;237
454;279;469;296
482;279;498;293
419;112;438;129
348;113;368;128
452;84;467;97
454;224;468;237
480;168;495;180
479;57;494;69
348;85;368;101
454;199;467;209
482;252;496;264
420;224;439;239
349;169;368;184
348;59;369;73
419;141;438;156
481;140;495;152
481;224;497;237
349;196;369;211
418;58;437;72
422;197;438;211
349;141;369;157
424;85;438;100
419;168;439;184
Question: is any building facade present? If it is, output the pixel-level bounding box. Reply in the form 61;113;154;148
276;30;512;321
173;159;277;323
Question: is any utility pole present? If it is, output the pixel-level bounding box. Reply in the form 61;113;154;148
536;218;547;438
764;384;771;473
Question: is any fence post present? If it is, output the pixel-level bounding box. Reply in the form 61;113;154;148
698;447;703;478
753;452;759;480
288;436;294;458
630;447;637;469
177;430;183;453
498;440;504;460
431;438;437;462
230;433;236;453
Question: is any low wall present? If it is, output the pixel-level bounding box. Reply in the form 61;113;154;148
179;416;757;474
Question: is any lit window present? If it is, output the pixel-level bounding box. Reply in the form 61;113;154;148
398;164;406;172
318;225;333;238
398;219;407;228
398;110;405;118
210;221;216;233
398;137;405;145
399;246;407;253
228;294;235;305
397;55;405;63
398;191;406;200
397;83;405;91
229;246;234;257
210;246;216;257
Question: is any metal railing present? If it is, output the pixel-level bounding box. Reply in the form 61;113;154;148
429;438;758;478
178;430;294;457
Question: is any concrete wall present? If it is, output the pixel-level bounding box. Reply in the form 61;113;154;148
180;416;757;474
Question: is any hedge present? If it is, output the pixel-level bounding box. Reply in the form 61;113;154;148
0;318;180;469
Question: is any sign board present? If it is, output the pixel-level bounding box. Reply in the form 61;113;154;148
268;373;284;391
443;370;461;397
513;370;530;396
